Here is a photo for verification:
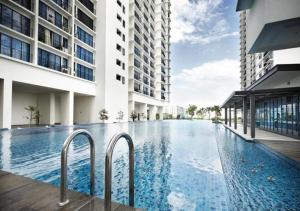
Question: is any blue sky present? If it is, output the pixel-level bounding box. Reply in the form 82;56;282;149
170;0;241;107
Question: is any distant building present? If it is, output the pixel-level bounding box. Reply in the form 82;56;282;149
164;105;186;119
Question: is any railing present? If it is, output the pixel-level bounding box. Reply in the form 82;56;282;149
58;129;95;206
105;133;134;211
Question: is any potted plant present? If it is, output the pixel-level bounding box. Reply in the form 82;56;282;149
99;109;109;123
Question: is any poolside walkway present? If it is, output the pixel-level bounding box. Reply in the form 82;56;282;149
223;123;300;164
0;170;142;211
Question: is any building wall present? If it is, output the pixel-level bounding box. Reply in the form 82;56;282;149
12;92;37;125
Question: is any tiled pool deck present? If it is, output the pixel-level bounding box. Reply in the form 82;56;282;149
224;123;300;164
0;170;142;211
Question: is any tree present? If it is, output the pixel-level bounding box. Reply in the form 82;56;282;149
25;106;40;127
187;105;197;119
196;108;206;119
99;109;109;122
117;111;124;122
206;107;212;120
211;105;222;121
130;111;138;122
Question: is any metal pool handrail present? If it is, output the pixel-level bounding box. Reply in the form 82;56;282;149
105;133;134;211
58;129;95;207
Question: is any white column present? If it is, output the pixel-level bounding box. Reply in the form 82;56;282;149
61;91;74;125
158;106;163;120
141;103;147;121
49;93;56;125
149;106;157;120
32;0;39;64
1;79;12;129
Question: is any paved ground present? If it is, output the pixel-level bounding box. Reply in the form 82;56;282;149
0;170;142;211
224;123;300;164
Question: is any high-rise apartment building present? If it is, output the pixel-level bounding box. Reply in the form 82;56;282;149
223;0;300;139
0;0;170;129
128;0;171;121
239;10;299;90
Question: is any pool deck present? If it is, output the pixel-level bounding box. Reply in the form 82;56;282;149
0;170;142;211
223;123;300;164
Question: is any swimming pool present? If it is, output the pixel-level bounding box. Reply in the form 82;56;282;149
0;120;299;210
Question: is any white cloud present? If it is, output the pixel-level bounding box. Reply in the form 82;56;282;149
171;59;240;107
170;0;238;44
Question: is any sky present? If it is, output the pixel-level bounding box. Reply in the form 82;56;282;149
170;0;241;108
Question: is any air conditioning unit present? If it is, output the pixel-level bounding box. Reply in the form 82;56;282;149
63;47;69;53
61;67;69;73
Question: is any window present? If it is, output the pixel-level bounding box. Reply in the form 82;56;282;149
122;34;125;42
116;74;121;81
0;33;30;62
116;44;122;52
122;20;125;28
117;0;122;7
122;6;125;14
77;26;93;47
78;0;94;13
77;9;93;30
117;14;122;22
116;59;121;66
134;58;140;68
76;45;93;64
122;62;125;70
76;63;93;81
38;48;62;71
0;4;31;36
13;0;32;10
116;28;122;37
122;76;125;84
39;2;68;31
52;0;69;11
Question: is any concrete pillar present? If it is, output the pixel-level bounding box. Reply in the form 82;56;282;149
61;91;74;125
234;103;237;129
158;107;163;120
0;79;12;129
224;108;228;125
229;105;231;127
49;93;56;125
250;94;256;138
141;103;147;121
32;0;39;64
149;106;157;121
243;97;247;134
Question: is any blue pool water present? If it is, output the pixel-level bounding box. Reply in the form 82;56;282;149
0;120;299;210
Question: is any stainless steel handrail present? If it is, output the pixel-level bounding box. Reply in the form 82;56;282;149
58;129;95;206
105;133;134;211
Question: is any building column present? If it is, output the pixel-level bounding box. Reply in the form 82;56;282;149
49;93;56;125
243;97;247;134
32;0;39;65
234;103;237;129
250;94;256;138
61;91;74;125
229;105;231;127
224;108;228;125
0;79;12;129
149;106;157;121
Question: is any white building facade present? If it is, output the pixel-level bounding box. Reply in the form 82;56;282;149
239;10;300;90
128;0;171;121
0;0;170;129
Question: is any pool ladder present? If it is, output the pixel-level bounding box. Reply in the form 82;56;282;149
57;129;135;211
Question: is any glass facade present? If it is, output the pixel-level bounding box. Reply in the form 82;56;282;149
38;48;64;71
76;26;93;47
0;4;31;36
76;45;93;64
256;95;300;137
0;33;30;62
76;63;93;81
